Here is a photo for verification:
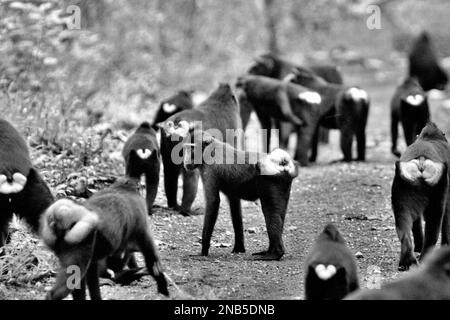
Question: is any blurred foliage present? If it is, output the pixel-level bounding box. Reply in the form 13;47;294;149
0;0;450;289
0;0;449;169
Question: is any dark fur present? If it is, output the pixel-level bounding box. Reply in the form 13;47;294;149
122;121;160;215
236;75;316;153
391;122;450;271
286;67;369;163
159;83;240;216
42;178;168;300
409;31;448;91
152;90;194;128
184;131;298;260
0;119;53;247
345;246;450;299
247;53;344;148
304;223;359;300
391;77;430;157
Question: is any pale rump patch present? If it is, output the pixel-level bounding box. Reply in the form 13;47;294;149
42;199;99;246
136;148;152;159
399;158;444;186
106;269;115;279
315;264;337;280
298;91;322;104
0;172;27;194
259;149;298;177
348;87;369;102
162;103;177;113
405;94;424;106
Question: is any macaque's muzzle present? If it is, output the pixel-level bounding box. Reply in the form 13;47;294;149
0;172;27;194
399;157;444;186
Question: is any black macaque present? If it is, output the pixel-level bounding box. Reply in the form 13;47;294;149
151;90;194;129
304;223;359;300
183;130;298;260
345;246;450;300
285;66;370;163
248;53;343;84
237;75;304;128
409;31;448;92
391;122;450;271
0;119;54;248
247;53;344;147
158;83;241;216
41;177;169;300
391;77;430;157
236;75;323;153
122;121;160;215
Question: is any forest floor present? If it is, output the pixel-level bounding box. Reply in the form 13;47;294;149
2;66;450;300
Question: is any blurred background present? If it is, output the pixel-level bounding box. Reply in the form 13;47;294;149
1;0;450;299
1;0;450;168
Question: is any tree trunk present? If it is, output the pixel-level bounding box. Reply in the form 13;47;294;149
264;0;279;55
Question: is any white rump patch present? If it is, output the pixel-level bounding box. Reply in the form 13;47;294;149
315;264;337;280
348;87;368;102
0;172;27;194
399;159;444;186
298;91;322;104
259;149;297;177
421;159;445;186
162;103;177;113
405;94;424;106
136;148;152;159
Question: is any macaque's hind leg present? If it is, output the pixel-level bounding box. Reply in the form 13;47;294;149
86;261;101;300
71;279;86;300
161;139;180;210
227;196;245;253
46;233;96;300
137;232;169;296
114;267;148;285
421;172;448;260
252;178;291;261
145;161;160;215
391;112;401;157
16;168;54;233
180;169;200;216
441;210;449;245
309;126;320;163
0;210;13;248
412;218;424;253
395;215;417;271
201;186;221;256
